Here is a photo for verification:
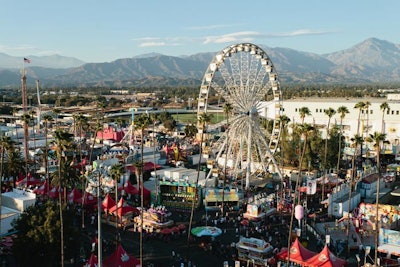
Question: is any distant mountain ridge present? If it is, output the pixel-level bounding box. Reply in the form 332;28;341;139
1;38;400;88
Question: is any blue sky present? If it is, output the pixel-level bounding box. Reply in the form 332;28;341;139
1;0;399;63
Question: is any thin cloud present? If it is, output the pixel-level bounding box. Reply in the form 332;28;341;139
187;24;242;31
134;29;331;48
0;44;37;53
139;42;167;48
203;29;330;44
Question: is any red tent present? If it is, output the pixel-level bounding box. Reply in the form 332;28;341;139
276;238;317;265
305;245;347;267
33;180;49;195
67;188;83;204
118;181;139;195
108;198;139;217
48;186;64;199
102;194;116;212
126;161;162;172
103;244;140;267
84;253;98;267
16;176;43;187
82;192;98;206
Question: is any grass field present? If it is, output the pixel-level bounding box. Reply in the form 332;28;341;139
172;112;226;124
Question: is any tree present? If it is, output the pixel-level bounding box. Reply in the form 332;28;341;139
110;162;125;237
380;102;390;133
278;115;291;167
53;129;75;267
336;106;349;175
322;107;336;201
346;134;363;257
366;132;388;265
42;114;54;192
134;113;151;265
183;124;197;138
287;123;314;265
299;106;311;123
364;101;371;136
0;136;14;183
20;113;31;171
12;200;78;267
5;149;24;188
187;112;212;249
354;101;366;136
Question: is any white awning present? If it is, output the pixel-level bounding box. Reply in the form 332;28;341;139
378;244;400;256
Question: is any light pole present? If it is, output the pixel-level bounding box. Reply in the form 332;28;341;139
364;246;371;266
355;254;361;267
87;163;110;267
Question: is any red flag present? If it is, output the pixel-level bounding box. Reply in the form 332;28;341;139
24;57;31;63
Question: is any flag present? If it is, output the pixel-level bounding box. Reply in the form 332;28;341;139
306;179;317;195
24;57;31;63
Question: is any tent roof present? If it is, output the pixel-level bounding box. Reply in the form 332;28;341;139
103;244;140;267
102;194;116;211
305;245;347;267
84;253;98;267
119;180;139;195
276;238;317;264
67;188;83;204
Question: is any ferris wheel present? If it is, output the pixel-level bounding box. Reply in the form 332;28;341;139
197;43;283;190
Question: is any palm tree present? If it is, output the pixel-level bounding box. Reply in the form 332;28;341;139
42;114;53;193
149;112;159;204
110;162;125;238
20;113;31;173
322;108;336;201
380;102;390;133
53;129;74;267
0;136;14;183
364;101;371;136
354;101;366;136
187;112;212;249
299;107;311;124
336;106;349;175
134;113;150;266
5;149;24;188
366;132;388;265
52;108;61;129
346;134;363;258
0;135;14;236
287;123;314;266
222;103;233;217
278;114;291;167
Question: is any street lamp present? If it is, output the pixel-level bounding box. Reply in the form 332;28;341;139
86;163;111;267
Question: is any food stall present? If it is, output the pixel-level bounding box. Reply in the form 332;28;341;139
236;236;274;266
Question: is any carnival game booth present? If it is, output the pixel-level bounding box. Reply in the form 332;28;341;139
158;181;201;211
203;188;239;211
236;236;274;266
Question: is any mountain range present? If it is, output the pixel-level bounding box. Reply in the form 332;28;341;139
1;38;400;88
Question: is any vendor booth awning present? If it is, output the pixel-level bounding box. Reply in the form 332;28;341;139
204;189;239;202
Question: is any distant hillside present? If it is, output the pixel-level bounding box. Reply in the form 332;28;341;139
1;38;400;88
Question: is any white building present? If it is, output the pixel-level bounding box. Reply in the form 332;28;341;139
261;96;400;157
